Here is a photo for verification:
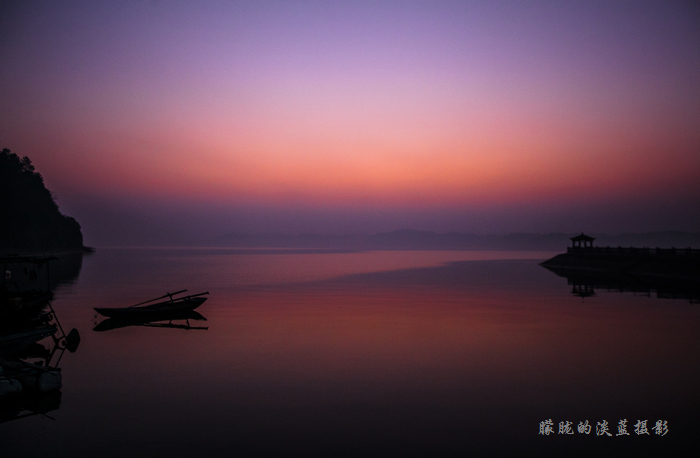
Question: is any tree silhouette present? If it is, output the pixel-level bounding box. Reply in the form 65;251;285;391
1;148;85;253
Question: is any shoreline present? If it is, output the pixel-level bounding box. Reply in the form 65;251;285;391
0;246;95;257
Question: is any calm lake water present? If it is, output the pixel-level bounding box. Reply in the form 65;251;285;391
3;248;700;457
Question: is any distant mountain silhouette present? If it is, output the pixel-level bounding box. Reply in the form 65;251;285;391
214;230;700;251
0;148;88;254
215;230;571;250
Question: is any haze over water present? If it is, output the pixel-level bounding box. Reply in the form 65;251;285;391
3;248;700;456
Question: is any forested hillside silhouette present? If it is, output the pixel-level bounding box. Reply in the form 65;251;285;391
1;148;86;253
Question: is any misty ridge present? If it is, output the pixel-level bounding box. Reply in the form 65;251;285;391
212;230;700;251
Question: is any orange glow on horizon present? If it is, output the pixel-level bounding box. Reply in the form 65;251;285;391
40;134;699;212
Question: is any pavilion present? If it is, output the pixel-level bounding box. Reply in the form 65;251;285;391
570;233;595;250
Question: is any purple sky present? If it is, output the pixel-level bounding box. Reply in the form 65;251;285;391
2;1;699;245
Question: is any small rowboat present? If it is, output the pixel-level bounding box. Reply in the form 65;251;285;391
94;290;208;319
93;311;207;332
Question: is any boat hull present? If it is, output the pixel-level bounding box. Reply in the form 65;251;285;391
93;311;207;332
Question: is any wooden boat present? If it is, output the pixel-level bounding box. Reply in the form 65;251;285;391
93;311;208;332
94;290;208;319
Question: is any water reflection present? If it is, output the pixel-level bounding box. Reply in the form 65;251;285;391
542;265;700;303
0;305;79;422
1;252;85;293
1;255;81;423
4;250;700;456
0;391;62;424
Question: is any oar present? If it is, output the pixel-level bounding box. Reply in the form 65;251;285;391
128;289;188;308
180;291;209;299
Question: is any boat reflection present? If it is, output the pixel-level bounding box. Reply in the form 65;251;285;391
542;265;700;303
93;310;208;332
1;255;80;422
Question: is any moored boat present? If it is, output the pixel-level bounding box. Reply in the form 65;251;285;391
0;357;62;394
93;311;208;332
94;290;208;319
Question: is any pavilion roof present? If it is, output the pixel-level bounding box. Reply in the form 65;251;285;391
570;233;595;242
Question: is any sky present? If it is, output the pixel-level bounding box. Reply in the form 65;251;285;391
2;1;699;245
